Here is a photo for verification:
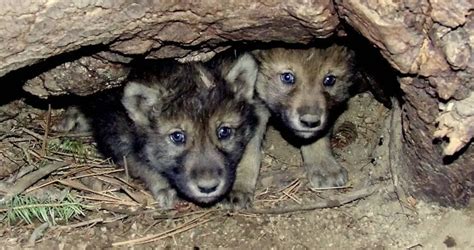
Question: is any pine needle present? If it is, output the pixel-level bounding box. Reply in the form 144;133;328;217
1;193;86;225
48;138;87;156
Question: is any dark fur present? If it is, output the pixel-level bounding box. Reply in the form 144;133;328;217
80;58;259;207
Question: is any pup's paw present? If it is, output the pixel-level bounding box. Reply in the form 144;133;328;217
151;187;177;210
305;162;348;188
224;189;254;210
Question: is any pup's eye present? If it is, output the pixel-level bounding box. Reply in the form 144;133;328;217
280;72;295;85
217;126;233;140
323;74;336;86
169;131;186;145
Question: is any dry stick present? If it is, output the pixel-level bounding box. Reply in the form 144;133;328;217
277;178;300;193
23;180;60;194
58;179;136;204
58;218;103;229
20;145;34;166
70;169;124;180
27;222;50;247
21;128;44;140
140;217;214;245
97;203;212;219
76;195;139;206
281;190;301;204
41;104;52;156
28;149;64;162
388;97;408;210
52;132;93;138
244;184;382;215
264;152;300;168
309;185;353;192
0;162;68;202
112;211;214;246
57;215;127;230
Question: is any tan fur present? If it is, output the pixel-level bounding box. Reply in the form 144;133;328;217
227;102;269;208
213;52;270;208
251;44;357;189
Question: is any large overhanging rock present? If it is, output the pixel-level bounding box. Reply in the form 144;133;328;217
0;0;472;207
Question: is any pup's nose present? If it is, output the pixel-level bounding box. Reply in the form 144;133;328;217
197;184;218;194
299;114;321;128
195;177;220;194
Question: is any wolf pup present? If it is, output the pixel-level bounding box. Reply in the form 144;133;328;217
251;44;360;192
60;54;260;208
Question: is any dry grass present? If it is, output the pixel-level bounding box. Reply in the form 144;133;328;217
0;101;383;247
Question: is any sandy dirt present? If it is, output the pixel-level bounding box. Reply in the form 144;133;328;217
0;93;473;249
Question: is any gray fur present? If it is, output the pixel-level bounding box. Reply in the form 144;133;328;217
59;54;260;208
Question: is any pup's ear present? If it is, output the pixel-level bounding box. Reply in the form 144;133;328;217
122;82;162;127
224;53;258;101
251;49;263;62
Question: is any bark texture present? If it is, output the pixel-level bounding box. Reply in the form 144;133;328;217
337;0;473;206
0;0;472;206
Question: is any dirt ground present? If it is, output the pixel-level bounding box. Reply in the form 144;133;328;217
1;92;473;249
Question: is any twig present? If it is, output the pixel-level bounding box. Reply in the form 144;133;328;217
277;178;300;193
76;195;139;206
58;218;104;229
0;132;18;141
23;180;59;194
20;146;34;166
70;169;123;180
0;201;89;213
0;112;18;123
21;128;44;140
57;179;136;204
52;132;93;138
112;211;214;246
41;104;52;156
28;149;64;162
140;217;214;245
281;190;301;204
27;222;50;247
0;162;68;203
309;185;352;192
243;184;383;215
97;204;211;219
264;152;300;168
56;215;127;230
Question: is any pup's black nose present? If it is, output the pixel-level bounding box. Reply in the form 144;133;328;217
197;184;218;194
299;114;321;128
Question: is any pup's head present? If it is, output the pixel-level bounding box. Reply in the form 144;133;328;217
254;45;356;138
122;54;258;205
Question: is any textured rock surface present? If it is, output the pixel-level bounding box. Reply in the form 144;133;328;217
23;52;131;98
337;0;473;206
0;0;338;78
0;0;472;206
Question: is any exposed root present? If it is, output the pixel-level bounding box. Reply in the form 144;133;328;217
242;184;385;215
388;97;408;210
0;162;68;204
112;211;215;246
26;222;50;247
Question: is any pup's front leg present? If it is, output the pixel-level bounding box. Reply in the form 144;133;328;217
126;157;176;209
301;135;348;188
227;108;269;209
